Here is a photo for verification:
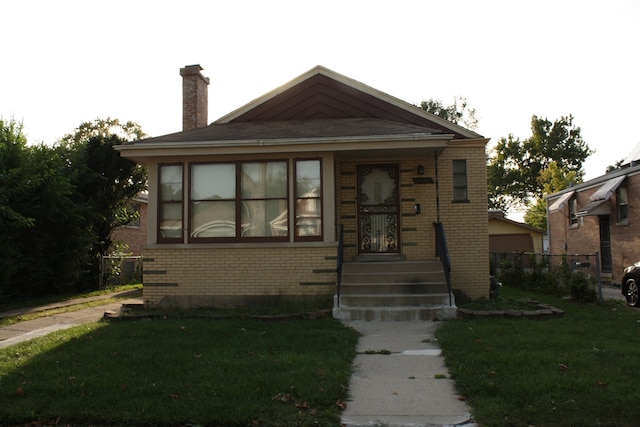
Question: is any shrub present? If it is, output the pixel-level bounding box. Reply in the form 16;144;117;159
498;254;598;303
569;272;598;303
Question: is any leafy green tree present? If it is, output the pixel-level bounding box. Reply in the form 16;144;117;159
488;115;592;212
606;159;625;173
523;161;578;230
61;118;148;287
417;96;479;130
0;118;93;298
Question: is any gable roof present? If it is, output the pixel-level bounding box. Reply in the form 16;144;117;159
488;211;544;234
215;65;482;140
117;65;486;156
546;163;640;208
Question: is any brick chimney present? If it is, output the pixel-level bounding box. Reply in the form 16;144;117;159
180;64;210;131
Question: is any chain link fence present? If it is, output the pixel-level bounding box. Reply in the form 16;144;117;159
491;252;602;279
491;251;607;304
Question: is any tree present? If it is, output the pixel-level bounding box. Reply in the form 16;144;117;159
0;118;94;298
606;158;625;173
523;161;578;230
61;118;148;287
417;96;479;130
487;115;592;213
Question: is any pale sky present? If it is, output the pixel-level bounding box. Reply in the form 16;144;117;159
3;0;639;217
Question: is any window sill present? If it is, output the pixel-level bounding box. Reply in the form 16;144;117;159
148;241;337;250
452;199;470;204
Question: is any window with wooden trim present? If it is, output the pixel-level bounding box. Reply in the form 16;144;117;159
617;185;629;223
158;164;184;242
294;159;322;241
188;160;289;242
452;159;468;202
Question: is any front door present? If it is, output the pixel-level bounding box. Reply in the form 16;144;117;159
357;164;400;254
599;216;612;273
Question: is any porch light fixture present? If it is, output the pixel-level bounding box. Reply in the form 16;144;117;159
417;164;424;175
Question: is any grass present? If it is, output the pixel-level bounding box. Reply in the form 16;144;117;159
0;316;359;426
438;286;640;427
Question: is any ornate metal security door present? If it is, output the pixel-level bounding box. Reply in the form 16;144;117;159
357;164;400;254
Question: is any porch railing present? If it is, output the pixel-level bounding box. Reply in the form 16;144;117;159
336;224;345;308
433;221;452;306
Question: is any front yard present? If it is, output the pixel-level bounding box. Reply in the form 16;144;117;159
438;286;640;426
0;317;358;426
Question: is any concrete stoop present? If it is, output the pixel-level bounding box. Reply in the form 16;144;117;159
333;304;457;321
334;260;457;321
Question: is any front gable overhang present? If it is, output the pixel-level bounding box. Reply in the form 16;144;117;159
116;132;457;160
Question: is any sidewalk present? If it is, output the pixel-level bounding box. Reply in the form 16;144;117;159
0;290;141;349
341;320;476;427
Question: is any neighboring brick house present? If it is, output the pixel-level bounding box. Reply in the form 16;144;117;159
546;152;640;284
110;192;148;256
116;65;490;314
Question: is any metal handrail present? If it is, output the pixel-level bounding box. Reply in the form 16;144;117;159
336;224;344;308
434;221;452;306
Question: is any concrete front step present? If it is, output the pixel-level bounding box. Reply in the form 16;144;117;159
339;282;449;295
339;293;451;307
335;259;455;321
333;305;457;321
341;271;446;284
342;260;443;274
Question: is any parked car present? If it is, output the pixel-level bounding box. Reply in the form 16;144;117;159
622;261;640;307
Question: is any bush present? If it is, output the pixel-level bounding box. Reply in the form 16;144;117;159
498;255;598;303
569;272;598;303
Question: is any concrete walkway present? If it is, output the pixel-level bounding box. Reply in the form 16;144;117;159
341;321;476;427
0;290;140;349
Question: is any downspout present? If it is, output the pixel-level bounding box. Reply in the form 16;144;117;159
435;151;441;223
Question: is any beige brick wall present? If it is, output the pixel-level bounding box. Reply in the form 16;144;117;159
142;245;337;307
335;142;490;300
142;140;490;307
438;142;490;300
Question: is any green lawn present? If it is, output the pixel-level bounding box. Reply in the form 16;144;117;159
0;317;359;426
437;286;640;427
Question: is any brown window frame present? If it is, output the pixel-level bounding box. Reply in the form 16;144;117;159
157;163;184;243
188;160;290;243
617;185;629;223
294;158;323;242
452;159;469;202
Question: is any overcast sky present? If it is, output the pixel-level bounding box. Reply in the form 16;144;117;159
3;0;639;214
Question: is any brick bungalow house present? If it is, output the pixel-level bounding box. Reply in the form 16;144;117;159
546;147;640;284
115;65;490;319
